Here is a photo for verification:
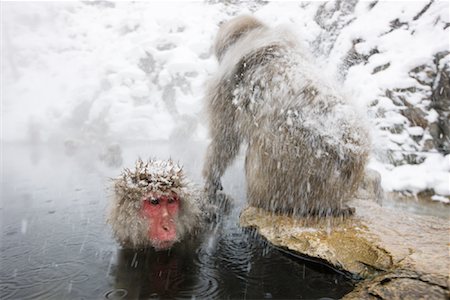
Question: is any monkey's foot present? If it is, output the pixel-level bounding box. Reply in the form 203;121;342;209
273;205;355;218
208;191;232;214
335;206;355;217
203;191;233;223
312;206;355;218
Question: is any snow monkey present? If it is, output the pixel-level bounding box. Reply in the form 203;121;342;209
109;159;224;250
203;15;370;216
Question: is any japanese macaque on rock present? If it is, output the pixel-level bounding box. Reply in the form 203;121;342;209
203;15;371;217
108;159;220;251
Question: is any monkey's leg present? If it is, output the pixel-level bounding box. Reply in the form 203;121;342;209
203;128;242;195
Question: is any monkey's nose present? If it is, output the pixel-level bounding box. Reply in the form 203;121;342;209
162;225;169;231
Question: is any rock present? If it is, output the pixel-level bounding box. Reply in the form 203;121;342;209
369;51;449;168
372;62;391;74
409;64;435;86
400;106;428;129
342;39;379;77
240;199;450;299
313;0;359;58
346;270;448;300
430;52;450;155
423;138;436;151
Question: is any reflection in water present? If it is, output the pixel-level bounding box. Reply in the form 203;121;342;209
1;143;354;299
112;245;201;299
383;192;449;219
110;225;354;299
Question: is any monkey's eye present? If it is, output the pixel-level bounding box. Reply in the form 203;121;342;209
167;197;176;204
149;198;160;205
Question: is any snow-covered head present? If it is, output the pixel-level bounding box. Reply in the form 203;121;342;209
109;159;202;250
214;15;266;61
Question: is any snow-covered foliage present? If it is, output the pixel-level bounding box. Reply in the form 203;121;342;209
3;1;224;144
2;1;449;199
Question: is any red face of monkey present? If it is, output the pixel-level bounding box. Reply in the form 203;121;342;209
141;192;180;250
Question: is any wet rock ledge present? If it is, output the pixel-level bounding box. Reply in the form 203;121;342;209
240;199;449;299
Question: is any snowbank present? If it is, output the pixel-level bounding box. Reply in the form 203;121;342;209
370;154;450;196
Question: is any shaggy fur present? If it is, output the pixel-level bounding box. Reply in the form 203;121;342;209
203;16;370;216
108;159;204;249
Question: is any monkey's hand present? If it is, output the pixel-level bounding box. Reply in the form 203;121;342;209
202;191;233;223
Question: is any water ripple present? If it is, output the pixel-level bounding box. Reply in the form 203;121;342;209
104;288;128;299
0;282;18;300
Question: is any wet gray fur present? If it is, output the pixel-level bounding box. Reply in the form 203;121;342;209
203;15;371;216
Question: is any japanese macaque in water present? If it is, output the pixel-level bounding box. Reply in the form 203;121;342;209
203;15;371;217
109;159;222;250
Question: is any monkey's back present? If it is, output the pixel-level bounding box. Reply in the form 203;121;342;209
228;33;370;215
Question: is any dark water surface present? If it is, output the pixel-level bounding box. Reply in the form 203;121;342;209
1;142;354;299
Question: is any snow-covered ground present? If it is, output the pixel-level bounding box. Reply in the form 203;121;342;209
2;1;449;200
